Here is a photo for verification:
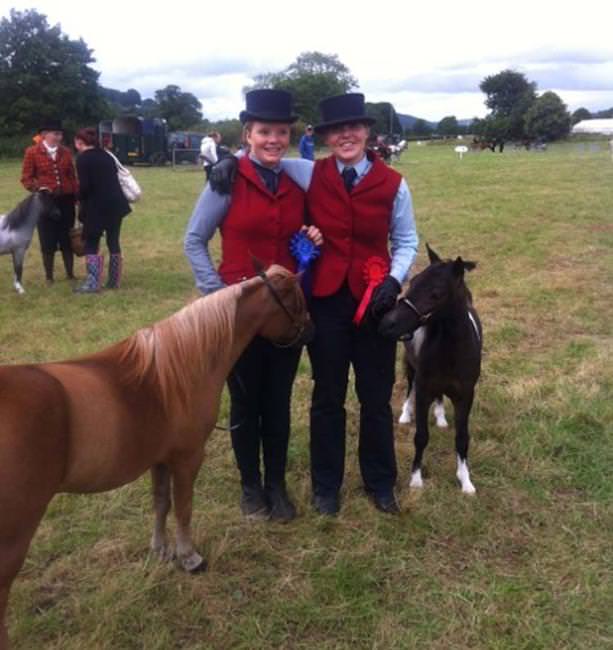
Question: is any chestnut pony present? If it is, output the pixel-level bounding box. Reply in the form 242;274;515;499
0;264;311;649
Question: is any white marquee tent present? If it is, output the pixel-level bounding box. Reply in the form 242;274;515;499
572;119;613;136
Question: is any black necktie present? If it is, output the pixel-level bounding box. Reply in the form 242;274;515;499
342;166;357;194
253;162;279;194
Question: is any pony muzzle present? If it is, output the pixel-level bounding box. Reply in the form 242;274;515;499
378;307;421;340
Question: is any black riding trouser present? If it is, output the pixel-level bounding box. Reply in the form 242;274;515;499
308;284;397;498
227;337;302;489
37;194;75;254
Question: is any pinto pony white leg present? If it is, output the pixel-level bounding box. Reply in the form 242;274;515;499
433;399;448;428
409;468;424;488
456;455;476;494
399;386;415;424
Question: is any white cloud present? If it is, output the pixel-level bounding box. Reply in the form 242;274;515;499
5;0;613;122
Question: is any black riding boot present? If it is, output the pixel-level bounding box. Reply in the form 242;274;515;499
61;248;75;279
265;483;297;522
42;253;54;284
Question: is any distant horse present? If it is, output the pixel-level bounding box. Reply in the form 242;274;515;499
0;264;311;650
380;244;482;494
0;191;54;294
389;139;408;163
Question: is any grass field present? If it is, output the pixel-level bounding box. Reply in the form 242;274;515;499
1;142;612;649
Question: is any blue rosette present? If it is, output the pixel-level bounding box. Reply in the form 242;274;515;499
290;231;320;272
290;231;320;296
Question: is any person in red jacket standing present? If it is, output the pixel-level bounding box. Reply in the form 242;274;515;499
184;89;322;522
21;120;78;284
305;94;418;516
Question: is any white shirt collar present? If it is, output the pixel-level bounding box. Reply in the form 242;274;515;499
43;141;58;156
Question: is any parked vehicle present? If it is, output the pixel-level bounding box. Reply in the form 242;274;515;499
168;131;205;165
99;117;168;166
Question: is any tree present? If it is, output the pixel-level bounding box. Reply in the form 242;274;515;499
154;85;202;130
365;102;402;135
411;118;433;137
571;107;591;125
437;115;459;137
479;69;537;145
524;91;571;141
594;107;613;118
244;52;358;126
0;9;109;135
101;87;143;116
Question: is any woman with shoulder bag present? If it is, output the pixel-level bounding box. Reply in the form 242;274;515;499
73;127;131;293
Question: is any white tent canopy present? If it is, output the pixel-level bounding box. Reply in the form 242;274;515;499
572;119;613;136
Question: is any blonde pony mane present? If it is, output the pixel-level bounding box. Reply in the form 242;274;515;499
118;284;242;411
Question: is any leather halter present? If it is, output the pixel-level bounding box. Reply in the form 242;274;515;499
401;297;432;325
257;270;307;349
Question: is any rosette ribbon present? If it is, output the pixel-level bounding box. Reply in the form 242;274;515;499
353;256;389;325
290;231;320;295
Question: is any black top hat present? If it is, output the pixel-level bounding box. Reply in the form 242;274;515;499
314;93;375;133
38;119;64;133
239;89;298;124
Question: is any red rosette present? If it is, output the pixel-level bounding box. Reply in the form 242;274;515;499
353;256;389;325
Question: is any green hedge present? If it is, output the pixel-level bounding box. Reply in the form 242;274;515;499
0;134;32;160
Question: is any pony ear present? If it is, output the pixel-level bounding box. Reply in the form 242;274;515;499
426;243;442;264
452;256;477;276
251;255;266;274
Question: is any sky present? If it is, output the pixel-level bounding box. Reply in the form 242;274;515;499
4;0;613;122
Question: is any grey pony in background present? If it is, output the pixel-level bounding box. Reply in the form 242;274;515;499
0;191;54;294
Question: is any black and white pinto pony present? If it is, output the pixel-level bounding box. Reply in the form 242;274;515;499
379;244;482;494
0;191;53;294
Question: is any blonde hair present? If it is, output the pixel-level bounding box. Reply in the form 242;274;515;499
118;286;241;413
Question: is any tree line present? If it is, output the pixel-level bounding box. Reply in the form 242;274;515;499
1;8;611;154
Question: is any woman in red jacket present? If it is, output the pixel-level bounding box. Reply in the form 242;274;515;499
184;90;322;522
21;120;78;284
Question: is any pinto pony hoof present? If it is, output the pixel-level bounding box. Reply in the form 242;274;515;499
409;470;424;489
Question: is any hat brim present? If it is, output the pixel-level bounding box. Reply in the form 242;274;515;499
239;111;299;125
314;115;376;134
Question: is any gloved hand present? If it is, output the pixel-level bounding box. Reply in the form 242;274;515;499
369;275;401;320
209;155;238;195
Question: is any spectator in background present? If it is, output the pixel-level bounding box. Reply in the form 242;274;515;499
200;131;222;181
21;120;78;284
73;127;131;293
299;124;315;160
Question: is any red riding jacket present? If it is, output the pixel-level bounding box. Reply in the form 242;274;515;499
218;157;305;285
21;143;79;196
307;152;402;300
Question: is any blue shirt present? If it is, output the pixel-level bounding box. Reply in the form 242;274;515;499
279;155;418;284
299;134;315;160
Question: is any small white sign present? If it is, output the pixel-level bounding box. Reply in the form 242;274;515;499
454;145;469;159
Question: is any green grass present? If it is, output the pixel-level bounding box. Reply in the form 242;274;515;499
1;142;613;649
